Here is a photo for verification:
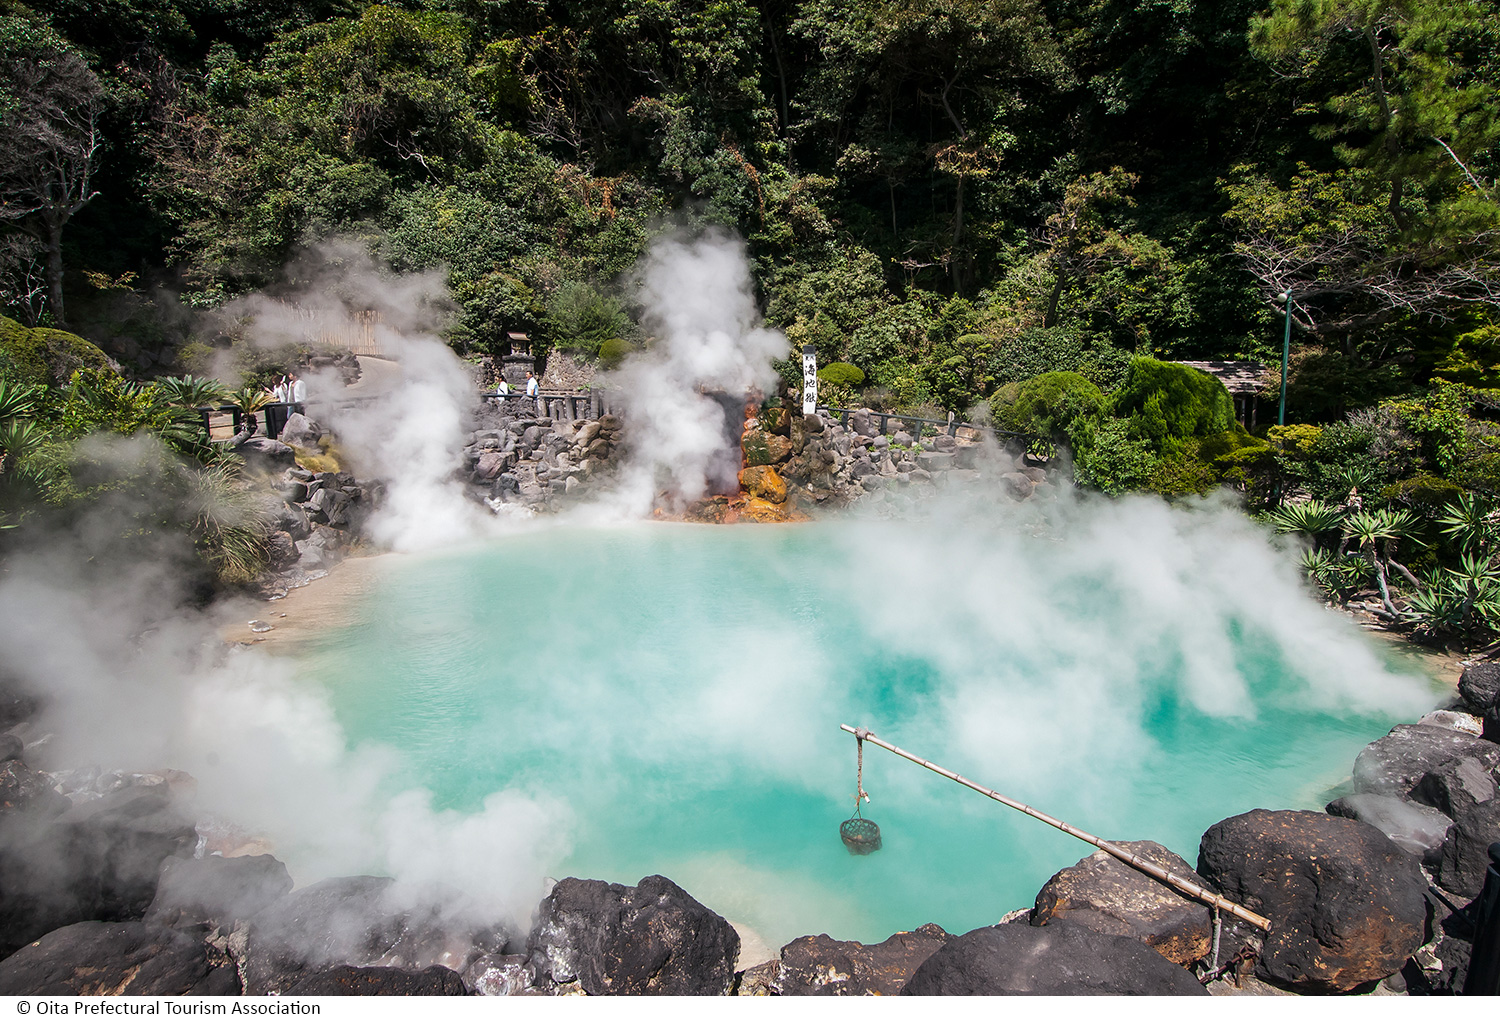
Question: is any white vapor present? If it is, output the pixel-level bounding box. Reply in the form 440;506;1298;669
600;231;789;515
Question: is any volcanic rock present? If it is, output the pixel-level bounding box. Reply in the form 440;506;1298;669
739;465;787;505
916;451;954;472
1000;473;1035;500
1352;724;1500;798
242;876;496;995
146;853;293;930
0;921;239;995
0;759;68;817
282;965;469;995
900;920;1206;995
1417;710;1483;735
1325;793;1452;867
772;923;949;995
234;436;296;469
0;734;21;763
1412;757;1500;896
0;786;196;955
1031;841;1212;966
1458;662;1500;715
277;413;322;449
464;953;534;995
1196;809;1426;992
526;875;739;995
743;429;793;467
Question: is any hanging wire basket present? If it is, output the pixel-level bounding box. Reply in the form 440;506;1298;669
840;815;882;855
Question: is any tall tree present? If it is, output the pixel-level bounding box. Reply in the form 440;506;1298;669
0;17;105;327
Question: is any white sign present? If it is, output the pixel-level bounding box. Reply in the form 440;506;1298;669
802;346;818;415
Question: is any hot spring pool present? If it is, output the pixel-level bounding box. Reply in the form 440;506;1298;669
294;510;1440;949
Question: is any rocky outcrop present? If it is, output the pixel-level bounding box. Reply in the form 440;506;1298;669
146;853;293;930
1411;757;1500;896
1352;723;1500;798
1031;841;1212;966
739;465;787;504
0;921;239;995
0;785;196;955
1458;662;1500;716
1196;809;1427;993
241;876;503;995
762;923;950;995
526;875;739;995
1325;793;1452;867
464;408;624;511
282;965;469;995
257;467;376;595
900;921;1207;995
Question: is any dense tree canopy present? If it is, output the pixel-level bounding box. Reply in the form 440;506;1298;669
0;0;1494;422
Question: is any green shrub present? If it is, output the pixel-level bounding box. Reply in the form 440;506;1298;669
1198;430;1266;462
597;337;635;369
1148;448;1219;498
544;281;630;359
993;371;1105;441
0;316;112;386
1072;418;1158;494
1110;357;1235;453
1380;474;1463;511
817;361;865;387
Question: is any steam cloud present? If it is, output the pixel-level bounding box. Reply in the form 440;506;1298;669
601;230;789;515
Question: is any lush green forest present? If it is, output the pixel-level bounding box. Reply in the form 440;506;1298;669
6;0;1500;636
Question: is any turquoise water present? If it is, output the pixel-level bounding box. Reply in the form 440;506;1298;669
298;517;1439;948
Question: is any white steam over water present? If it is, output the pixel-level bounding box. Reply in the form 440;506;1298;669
0;232;1438;942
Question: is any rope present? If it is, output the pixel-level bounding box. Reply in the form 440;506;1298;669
853;728;870;815
1211;906;1221;970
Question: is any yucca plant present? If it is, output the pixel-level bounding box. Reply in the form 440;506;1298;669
0;379;43;421
1269;499;1345;551
1342;507;1427;616
230;385;275;415
156;375;229;409
1404;555;1500;647
1436;491;1497;556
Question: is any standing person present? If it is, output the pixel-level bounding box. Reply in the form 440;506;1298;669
495;376;510;396
525;370;538;409
289;372;307;413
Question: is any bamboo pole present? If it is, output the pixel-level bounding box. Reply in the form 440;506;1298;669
839;724;1272;932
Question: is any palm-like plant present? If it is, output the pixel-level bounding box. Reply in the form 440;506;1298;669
1342;507;1427;616
1436;492;1496;556
0;379;43;421
1269;500;1345;551
230;385;275;415
156;375;229;408
1404;555;1500;647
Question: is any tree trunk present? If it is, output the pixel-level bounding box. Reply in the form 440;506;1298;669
951;175;964;294
1043;271;1067;329
43;219;65;328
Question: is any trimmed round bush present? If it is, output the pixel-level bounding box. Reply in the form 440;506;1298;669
597;337;635;369
817;361;865;387
994;371;1105;440
0;315;112;385
1110;357;1235;453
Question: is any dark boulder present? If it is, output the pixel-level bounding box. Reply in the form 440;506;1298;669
0;921;239;995
1352;724;1500;798
1458;662;1500;716
1326;793;1453;867
0;760;68;817
233;436;296;469
774;923;949;995
0;678;37;730
464;953;534;995
146;853;293;930
900;920;1206;995
1196;809;1426;993
241;875;497;995
282;965;469;996
0;786;196;955
1032;841;1212;966
277;413;322;449
0;733;20;762
1411;757;1500;896
526;875;739;995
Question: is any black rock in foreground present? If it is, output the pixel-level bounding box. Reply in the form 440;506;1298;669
900;920;1207;995
526;874;739;994
0;921;238;995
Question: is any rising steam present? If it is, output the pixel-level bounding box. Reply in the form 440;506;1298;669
602;231;789;514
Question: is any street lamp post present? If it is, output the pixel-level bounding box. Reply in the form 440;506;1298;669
1278;290;1292;426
